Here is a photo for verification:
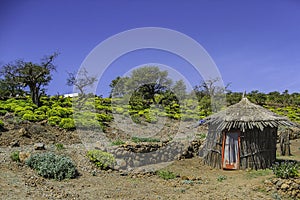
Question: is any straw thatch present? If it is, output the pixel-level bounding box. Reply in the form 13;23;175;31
205;97;293;132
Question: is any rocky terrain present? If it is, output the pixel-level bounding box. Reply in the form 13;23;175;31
0;117;299;199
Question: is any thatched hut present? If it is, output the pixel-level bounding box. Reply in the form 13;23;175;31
202;97;293;170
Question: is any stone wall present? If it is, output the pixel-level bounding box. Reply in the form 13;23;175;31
105;140;202;171
265;178;300;199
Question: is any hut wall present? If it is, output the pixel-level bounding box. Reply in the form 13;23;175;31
239;127;277;169
203;125;222;168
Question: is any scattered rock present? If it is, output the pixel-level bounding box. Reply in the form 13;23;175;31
34;143;45;150
281;183;289;190
10;140;20;147
19;152;31;163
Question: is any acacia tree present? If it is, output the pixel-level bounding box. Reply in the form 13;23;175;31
0;53;58;106
110;66;172;103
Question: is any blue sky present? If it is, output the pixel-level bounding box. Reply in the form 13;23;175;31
1;0;300;97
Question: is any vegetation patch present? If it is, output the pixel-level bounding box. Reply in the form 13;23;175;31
156;170;177;180
271;161;299;179
111;139;125;146
10;151;20;162
55;143;65;150
0;119;4;127
216;175;227;182
26;152;77;181
87;150;116;170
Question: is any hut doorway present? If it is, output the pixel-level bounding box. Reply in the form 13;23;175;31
222;131;240;169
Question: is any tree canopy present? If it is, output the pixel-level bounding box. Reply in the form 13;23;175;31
0;53;58;106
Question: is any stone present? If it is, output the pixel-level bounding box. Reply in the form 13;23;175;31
181;176;189;180
281;183;289;190
19;128;30;137
116;159;127;169
19;152;31;163
34;143;45;150
10;140;20;147
276;180;284;188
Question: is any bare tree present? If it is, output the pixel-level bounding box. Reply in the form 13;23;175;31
67;67;97;95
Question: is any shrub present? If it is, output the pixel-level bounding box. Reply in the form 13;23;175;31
22;113;38;122
157;170;177;180
96;113;113;122
87;150;116;170
0;110;8;116
217;175;227;182
48;116;61;126
59;118;76;130
36;105;50;114
111;139;125;146
272;161;299;179
10;151;20;162
55;143;65;150
34;114;47;121
0;119;4;127
25;152;77;181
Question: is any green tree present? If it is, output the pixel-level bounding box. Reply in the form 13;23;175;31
172;80;187;101
110;66;172;103
248;90;266;105
0;53;58;106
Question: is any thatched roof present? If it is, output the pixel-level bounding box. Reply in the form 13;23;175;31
205;97;293;132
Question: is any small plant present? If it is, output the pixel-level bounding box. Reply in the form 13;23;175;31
271;161;299;179
10;151;20;162
131;137;160;143
198;133;207;140
47;116;62;126
0;119;4;127
25;152;77;181
157;170;177;180
111;139;125;146
87;150;116;170
59;118;76;130
0;110;7;116
216;175;227;182
55;143;65;150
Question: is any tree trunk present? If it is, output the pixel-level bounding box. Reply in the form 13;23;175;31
30;85;40;106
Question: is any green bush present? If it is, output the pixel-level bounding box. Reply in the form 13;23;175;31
25;152;77;181
59;118;76;130
22;113;38;122
0;119;4;127
55;143;65;150
48;116;62;126
272;161;299;179
34;114;47;121
111;139;125;146
87;150;116;170
217;175;227;182
10;151;20;162
157;170;177;180
36;105;50;114
0;110;8;116
96;113;113;122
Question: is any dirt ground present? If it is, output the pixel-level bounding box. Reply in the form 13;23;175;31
0;124;300;199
